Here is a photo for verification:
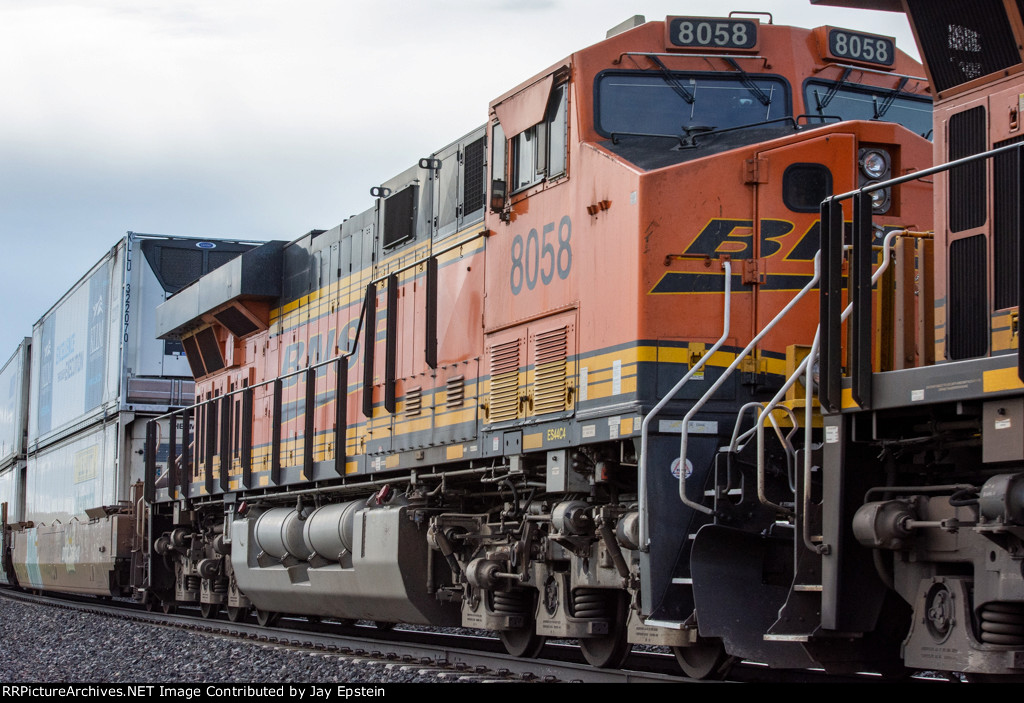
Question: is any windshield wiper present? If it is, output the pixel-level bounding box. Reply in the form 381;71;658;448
812;66;853;114
649;55;695;105
724;57;772;108
873;76;909;120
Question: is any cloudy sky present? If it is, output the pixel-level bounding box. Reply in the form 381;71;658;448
0;0;916;360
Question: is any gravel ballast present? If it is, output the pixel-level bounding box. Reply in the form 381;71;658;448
0;598;468;683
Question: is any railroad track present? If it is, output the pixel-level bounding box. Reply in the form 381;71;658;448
0;587;957;684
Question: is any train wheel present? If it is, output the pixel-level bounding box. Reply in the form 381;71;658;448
672;639;734;679
499;626;546;658
161;601;177;615
256;609;280;627
226;606;247;623
374;621;395;631
200;603;220;619
579;593;631;668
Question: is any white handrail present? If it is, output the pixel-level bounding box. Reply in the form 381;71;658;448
677;251;821;514
638;259;732;550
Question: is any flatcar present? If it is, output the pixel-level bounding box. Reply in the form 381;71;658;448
139;12;939;677
0;234;255;596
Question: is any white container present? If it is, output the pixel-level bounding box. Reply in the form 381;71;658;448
0;339;30;469
28;233;255;451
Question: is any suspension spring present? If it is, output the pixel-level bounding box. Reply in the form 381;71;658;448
185;575;201;592
572;588;611;619
978;602;1024;646
491;590;529;615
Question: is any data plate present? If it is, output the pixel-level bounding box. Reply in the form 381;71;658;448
666;16;758;51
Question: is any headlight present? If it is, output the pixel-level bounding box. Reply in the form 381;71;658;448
864;181;891;214
859;149;890;179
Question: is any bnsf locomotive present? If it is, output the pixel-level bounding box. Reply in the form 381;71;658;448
11;9;999;679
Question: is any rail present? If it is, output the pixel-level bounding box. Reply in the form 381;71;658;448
819;141;1024;413
676;251;821;517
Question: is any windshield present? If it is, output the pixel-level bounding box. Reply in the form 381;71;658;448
804;80;933;138
595;71;791;138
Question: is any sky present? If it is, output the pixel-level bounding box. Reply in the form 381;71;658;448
0;0;918;361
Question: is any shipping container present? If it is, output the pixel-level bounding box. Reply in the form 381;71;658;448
0;339;30;470
27;233;255;450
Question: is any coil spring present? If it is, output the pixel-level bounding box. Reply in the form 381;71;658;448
185;575;201;592
211;580;228;595
491;590;529;615
978;602;1024;646
572;588;611;620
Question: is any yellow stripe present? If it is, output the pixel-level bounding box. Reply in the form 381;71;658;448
983;367;1024;393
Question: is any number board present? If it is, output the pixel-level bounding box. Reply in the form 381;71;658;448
666;17;758;51
825;27;895;67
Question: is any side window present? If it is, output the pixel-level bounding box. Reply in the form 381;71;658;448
510;82;569;193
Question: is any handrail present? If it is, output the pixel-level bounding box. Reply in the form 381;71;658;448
677;251;821;515
638;259;732;550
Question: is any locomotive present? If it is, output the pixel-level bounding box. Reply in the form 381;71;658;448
803;0;1024;679
6;8;989;680
139;12;937;677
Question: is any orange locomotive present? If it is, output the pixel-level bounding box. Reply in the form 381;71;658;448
148;14;932;674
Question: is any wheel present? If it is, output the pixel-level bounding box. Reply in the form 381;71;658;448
256;609;280;627
161;600;177;615
672;639;735;679
226;606;247;623
374;621;395;631
578;592;631;668
499;627;546;658
200;603;220;619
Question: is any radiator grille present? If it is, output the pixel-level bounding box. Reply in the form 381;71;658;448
993;137;1023;310
948;106;987;233
906;0;1020;92
488;340;520;423
533;326;567;415
948;234;989;359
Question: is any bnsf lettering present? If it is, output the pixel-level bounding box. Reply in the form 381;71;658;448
684;218;819;261
510;215;572;295
547;427;567;441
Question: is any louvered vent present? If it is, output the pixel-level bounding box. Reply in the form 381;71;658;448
948;106;987;233
464;138;485;215
993;137;1023;310
906;0;1020;93
405;386;422;417
445;376;465;409
533;326;567;415
489;340;520;423
948;234;989;359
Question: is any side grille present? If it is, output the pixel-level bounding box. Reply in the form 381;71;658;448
948;106;987;233
993;137;1023;310
533;326;567;415
488;340;520;423
906;0;1020;93
948;234;989;359
445;376;465;409
464;138;485;215
404;386;422;417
